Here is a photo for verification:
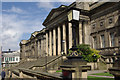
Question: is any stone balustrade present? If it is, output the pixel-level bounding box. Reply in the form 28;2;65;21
9;68;62;80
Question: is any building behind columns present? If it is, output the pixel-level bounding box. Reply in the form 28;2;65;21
20;2;120;61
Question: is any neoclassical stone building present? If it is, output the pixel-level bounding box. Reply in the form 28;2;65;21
20;28;46;60
20;2;120;61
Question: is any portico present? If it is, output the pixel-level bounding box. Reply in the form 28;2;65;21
43;5;90;56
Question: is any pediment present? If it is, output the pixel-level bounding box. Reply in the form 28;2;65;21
49;11;61;21
43;5;67;26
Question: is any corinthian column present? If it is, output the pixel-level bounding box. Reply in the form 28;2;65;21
46;32;48;55
58;26;61;55
79;21;82;44
37;40;40;56
49;30;52;56
53;28;56;56
63;23;67;54
68;23;72;49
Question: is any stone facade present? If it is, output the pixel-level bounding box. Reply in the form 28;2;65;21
20;29;46;60
20;2;120;61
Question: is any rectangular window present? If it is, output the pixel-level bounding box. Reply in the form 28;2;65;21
93;36;97;49
92;23;96;29
11;57;12;61
13;57;15;61
109;18;113;24
110;33;115;47
101;35;105;48
5;57;6;62
7;57;8;61
100;21;104;27
9;57;10;61
16;58;18;61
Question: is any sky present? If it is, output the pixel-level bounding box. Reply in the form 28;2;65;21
1;1;74;51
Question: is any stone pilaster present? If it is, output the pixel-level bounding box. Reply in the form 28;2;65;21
53;28;56;56
105;31;109;47
68;23;72;49
97;34;100;49
83;21;90;44
40;39;43;56
115;36;119;47
46;32;48;55
38;40;40;56
39;40;41;56
43;37;46;54
49;30;52;56
35;41;37;58
58;26;61;55
63;23;67;54
79;21;82;44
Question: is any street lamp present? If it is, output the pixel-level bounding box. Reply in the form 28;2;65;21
68;9;80;22
67;8;80;57
113;52;116;62
93;54;96;70
62;40;65;55
68;8;80;48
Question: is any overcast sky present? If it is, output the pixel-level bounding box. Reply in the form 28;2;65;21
1;1;74;51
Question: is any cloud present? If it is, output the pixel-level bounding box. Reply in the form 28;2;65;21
2;6;26;14
36;2;71;11
1;14;44;51
2;0;76;2
36;2;55;10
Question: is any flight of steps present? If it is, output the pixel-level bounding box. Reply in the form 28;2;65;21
12;56;63;73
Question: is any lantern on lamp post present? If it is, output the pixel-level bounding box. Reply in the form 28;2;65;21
67;8;81;58
68;8;80;47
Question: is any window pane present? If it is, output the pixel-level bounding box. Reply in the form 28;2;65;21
93;36;97;49
13;57;15;61
16;58;18;61
9;57;11;61
11;57;12;61
101;35;105;48
110;33;115;47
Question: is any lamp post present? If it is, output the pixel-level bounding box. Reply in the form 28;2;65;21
113;52;116;62
67;8;81;57
68;8;80;47
62;40;65;55
93;54;96;70
61;40;65;64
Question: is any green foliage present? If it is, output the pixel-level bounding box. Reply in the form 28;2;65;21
68;44;100;62
56;70;62;72
77;44;100;62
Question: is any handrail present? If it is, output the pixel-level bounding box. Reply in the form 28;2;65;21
29;55;64;69
19;68;62;80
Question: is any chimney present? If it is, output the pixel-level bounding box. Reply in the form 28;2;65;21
9;49;11;52
76;0;90;10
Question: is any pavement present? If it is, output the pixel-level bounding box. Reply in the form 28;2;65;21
88;70;114;78
88;75;114;78
87;70;107;75
53;70;114;78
